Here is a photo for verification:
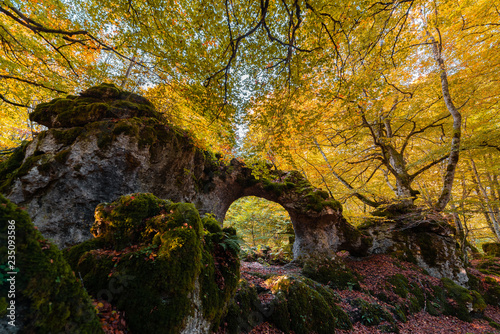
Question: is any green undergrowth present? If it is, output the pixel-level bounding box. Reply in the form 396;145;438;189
352;298;397;331
64;193;240;334
0;194;102;333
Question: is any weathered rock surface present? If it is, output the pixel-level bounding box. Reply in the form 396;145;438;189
0;83;367;261
359;208;469;286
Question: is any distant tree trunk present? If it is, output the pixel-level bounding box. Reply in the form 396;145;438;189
470;158;500;240
120;56;137;89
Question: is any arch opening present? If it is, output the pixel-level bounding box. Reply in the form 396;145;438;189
223;196;295;264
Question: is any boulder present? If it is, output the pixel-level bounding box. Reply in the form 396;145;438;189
359;208;469;286
64;193;240;334
0;195;102;333
482;242;500;257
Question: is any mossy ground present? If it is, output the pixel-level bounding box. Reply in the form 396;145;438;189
0;195;102;333
65;193;240;334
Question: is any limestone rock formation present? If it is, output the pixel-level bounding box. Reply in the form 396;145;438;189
64;193;240;334
0;83;367;261
359;207;469;286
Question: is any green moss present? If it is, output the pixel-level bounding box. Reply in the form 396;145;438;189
224;279;261;334
81;83;121;99
0;141;29;193
390;305;407;323
63;237;107;269
0;194;102;333
54;149;71;164
30;83;163;129
302;257;361;290
50;127;84;146
489;321;500;330
482;243;500;257
352;298;395;326
0;297;8;316
387;274;409;298
202;215;223;233
92;193;171;250
371;202;416;218
200;235;240;331
266;275;352;334
483;277;500;306
113;119;140;137
439;277;486;321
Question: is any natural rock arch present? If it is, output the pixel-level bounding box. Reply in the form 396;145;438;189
202;162;371;259
0;84;367;260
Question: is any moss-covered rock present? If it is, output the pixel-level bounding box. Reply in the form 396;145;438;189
0;142;29;194
29;83;162;128
482;243;500;257
483;276;500;307
301;256;361;290
361;209;469;286
476;256;500;277
66;193;240;334
224;279;262;334
351;298;396;328
0;194;102;333
266;275;352;334
429;277;486;322
91;193;172;250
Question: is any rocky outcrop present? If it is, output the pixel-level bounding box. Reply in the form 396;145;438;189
0;83;367;261
359;207;469;286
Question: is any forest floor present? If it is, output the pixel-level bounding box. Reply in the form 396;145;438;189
236;254;500;334
94;253;500;333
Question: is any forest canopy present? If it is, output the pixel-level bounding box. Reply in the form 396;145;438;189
1;0;499;245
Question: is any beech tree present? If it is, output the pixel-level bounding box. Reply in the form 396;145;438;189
1;0;499;224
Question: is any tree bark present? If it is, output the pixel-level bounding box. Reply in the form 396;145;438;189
428;30;462;211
